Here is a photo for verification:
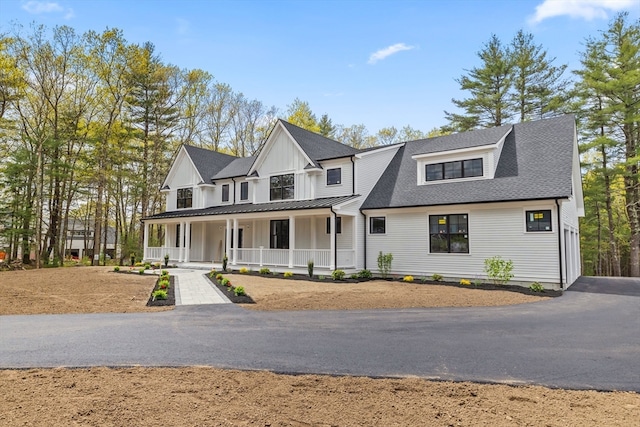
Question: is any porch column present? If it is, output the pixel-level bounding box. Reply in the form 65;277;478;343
164;224;169;257
329;215;336;270
225;218;231;264
289;215;295;268
201;223;206;263
178;221;185;262
184;221;191;263
232;218;239;266
143;222;149;260
310;217;316;250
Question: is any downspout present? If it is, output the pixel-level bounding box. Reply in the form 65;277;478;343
555;199;563;289
350;155;356;196
361;211;367;270
330;206;337;270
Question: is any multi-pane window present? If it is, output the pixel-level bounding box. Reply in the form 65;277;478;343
222;184;230;202
327;168;341;185
429;214;469;253
326;217;342;234
526;210;552;232
177;188;192;209
270;219;289;249
369;216;386;234
270;174;294;201
240;182;249;201
425;158;483;182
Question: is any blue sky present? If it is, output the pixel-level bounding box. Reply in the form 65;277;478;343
1;0;638;133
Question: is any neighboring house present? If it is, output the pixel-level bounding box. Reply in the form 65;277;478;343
65;219;116;260
143;115;583;289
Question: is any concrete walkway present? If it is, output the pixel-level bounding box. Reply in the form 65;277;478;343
170;269;230;305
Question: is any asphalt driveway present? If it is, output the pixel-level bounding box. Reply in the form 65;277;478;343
1;276;639;392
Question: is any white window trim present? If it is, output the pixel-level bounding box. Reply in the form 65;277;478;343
221;183;231;204
427;212;470;255
326;167;343;187
523;207;555;234
368;215;387;235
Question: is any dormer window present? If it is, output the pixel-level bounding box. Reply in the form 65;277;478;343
177;188;192;209
270;174;294;201
426;158;483;182
240;182;249;201
222;184;230;202
327;168;341;185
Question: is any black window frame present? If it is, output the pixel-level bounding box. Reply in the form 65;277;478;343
270;173;295;201
326;168;342;185
270;219;289;249
176;188;193;209
526;210;552;232
429;214;469;254
425;158;483;182
221;184;230;202
240;181;249;201
369;216;386;234
326;216;342;234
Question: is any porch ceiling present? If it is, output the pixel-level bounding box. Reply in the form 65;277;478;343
143;195;360;222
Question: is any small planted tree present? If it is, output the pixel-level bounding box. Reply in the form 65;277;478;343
483;256;514;285
377;252;393;278
307;259;314;278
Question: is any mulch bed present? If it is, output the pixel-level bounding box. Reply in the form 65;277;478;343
204;274;255;304
146;275;176;307
222;269;563;297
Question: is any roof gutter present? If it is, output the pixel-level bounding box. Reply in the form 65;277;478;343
555;198;563;289
231;178;236;204
361;211;367;270
350;155;356;196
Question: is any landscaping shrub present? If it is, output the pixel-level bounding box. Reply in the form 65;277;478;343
307;260;314;278
431;273;443;281
377;252;393;278
152;289;168;300
158;279;170;289
161;270;169;276
209;269;217;278
358;269;372;279
239;267;249;274
216;273;224;281
529;282;544;292
221;278;231;287
283;271;293;278
222;253;228;271
259;267;271;275
331;269;345;280
350;273;359;279
483;256;514;285
403;275;414;282
234;286;246;296
460;279;471;285
113;266;120;272
138;269;145;275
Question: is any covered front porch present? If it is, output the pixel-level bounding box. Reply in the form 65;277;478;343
143;208;356;270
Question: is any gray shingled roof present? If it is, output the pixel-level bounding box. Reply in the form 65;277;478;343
144;195;360;221
183;145;237;183
212;156;256;180
279;120;361;165
361;115;576;210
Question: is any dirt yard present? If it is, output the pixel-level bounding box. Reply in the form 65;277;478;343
0;267;637;426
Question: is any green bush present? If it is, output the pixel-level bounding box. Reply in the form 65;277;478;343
358;269;372;279
209;269;217;278
158;279;170;289
431;273;443;282
377;252;393;278
283;271;294;278
259;267;271;275
222;253;228;271
138;269;145;275
234;286;246;296
529;282;544;292
216;273;224;281
331;269;345;280
221;278;231;287
307;260;314;278
113;266;120;272
239;267;249;274
350;273;359;279
161;270;169;276
483;256;514;285
152;289;167;300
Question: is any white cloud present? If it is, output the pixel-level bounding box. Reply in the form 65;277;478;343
368;43;415;64
22;1;63;14
529;0;636;24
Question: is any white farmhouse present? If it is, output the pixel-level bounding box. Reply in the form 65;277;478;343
143;115;583;289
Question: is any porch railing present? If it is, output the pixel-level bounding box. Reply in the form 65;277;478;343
145;246;355;269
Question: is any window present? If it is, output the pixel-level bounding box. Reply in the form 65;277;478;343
270;174;294;201
270;219;289;249
240;182;249;201
326;217;342;234
177;188;192;209
222;184;230;202
370;216;386;234
327;168;341;185
526;210;552;232
429;214;469;253
425;158;483;182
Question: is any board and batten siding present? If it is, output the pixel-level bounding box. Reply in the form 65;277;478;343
165;153;201;211
364;201;562;286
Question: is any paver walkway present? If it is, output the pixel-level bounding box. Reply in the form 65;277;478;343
171;269;230;305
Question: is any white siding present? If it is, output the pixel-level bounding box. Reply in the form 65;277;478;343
355;146;402;198
165;151;200;211
364;201;562;287
316;159;354;198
